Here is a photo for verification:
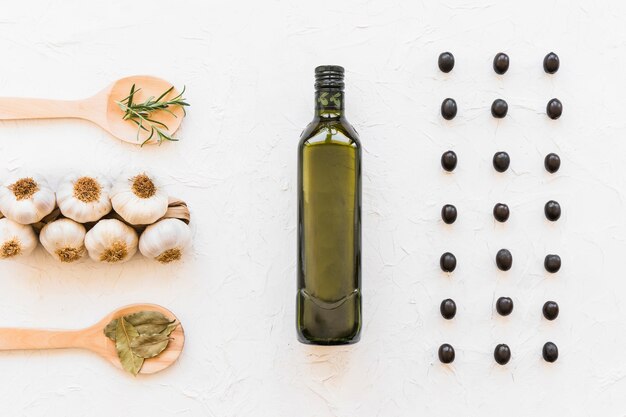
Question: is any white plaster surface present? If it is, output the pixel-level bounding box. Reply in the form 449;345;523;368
0;0;624;415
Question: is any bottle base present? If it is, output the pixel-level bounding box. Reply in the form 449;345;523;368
296;289;361;345
296;333;361;346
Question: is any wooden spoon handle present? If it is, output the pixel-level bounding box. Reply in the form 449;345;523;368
0;97;89;120
0;328;88;350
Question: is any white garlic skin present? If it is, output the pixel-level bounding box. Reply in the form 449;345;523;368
84;219;138;263
0;174;56;224
111;172;168;225
56;173;112;223
40;218;87;263
139;218;192;263
0;217;37;259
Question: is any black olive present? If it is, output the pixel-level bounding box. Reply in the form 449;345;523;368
438;52;455;73
440;299;457;320
438;343;455;363
491;99;508;118
544;254;561;273
493;203;510;222
441;150;458;172
441;204;457;224
441;98;458;120
542;301;559;320
546;98;563;119
494;344;511;365
493;52;510;74
440;252;457;272
544;200;561;221
542;342;558;362
544;153;561;173
493;151;510;173
543;52;560;74
496;297;514;316
496;249;512;271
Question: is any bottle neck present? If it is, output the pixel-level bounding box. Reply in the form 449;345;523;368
315;89;344;117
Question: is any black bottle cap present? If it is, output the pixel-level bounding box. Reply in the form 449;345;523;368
315;65;345;90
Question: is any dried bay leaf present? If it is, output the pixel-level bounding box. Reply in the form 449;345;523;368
161;321;179;337
134;322;173;335
115;318;144;376
129;311;175;335
104;319;118;341
130;333;171;359
105;315;175;340
125;311;172;326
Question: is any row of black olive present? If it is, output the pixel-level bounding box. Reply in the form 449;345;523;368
441;200;561;224
440;299;558;320
438;51;560;75
440;97;562;120
438;342;559;364
441;151;561;174
439;251;561;273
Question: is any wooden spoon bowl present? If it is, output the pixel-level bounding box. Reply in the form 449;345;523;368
0;303;184;375
0;75;185;145
101;76;185;144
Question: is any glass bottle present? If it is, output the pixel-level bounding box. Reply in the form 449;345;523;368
296;65;362;345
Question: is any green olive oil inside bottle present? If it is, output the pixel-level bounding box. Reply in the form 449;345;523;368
297;65;362;345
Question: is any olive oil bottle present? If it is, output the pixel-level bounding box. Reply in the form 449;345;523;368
296;65;361;345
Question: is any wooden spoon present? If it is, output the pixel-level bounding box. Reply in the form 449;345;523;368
0;303;184;374
0;75;184;145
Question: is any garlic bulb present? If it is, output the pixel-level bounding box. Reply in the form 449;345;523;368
0;174;55;224
56;173;112;223
85;219;138;263
111;172;168;225
139;218;192;264
40;218;86;263
0;218;37;260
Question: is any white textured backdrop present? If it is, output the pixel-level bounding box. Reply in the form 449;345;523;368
0;0;624;415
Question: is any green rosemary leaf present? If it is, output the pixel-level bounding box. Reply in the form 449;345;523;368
127;84;135;108
155;86;174;103
144;117;168;128
116;84;189;144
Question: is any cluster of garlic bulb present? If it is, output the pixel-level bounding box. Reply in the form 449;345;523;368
0;171;192;265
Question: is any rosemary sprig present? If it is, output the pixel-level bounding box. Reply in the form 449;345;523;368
116;84;189;146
